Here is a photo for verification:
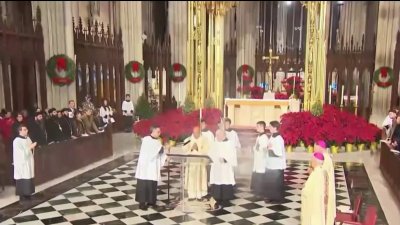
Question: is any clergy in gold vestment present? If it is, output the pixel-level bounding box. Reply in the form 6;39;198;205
183;126;209;200
315;140;336;225
301;152;328;225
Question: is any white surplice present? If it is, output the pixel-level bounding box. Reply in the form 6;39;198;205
135;136;167;181
208;139;237;185
201;129;215;146
253;133;269;173
13;137;34;180
226;129;241;151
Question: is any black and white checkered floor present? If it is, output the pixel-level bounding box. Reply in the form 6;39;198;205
1;159;352;225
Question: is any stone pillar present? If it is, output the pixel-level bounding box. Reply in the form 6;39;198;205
168;1;187;106
370;1;400;125
118;1;143;103
31;1;76;109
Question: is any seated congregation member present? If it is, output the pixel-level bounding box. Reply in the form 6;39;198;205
11;113;24;141
390;112;400;149
382;109;396;139
13;124;37;204
264;120;286;203
45;108;64;143
251;121;269;197
183;126;209;201
208;129;237;210
100;98;115;126
301;152;328;225
82;109;100;134
27;112;47;146
135;125;169;210
74;111;88;137
59;108;76;139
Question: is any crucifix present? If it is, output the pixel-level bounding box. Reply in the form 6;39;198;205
262;48;279;92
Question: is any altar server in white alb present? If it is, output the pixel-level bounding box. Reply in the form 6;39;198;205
99;98;115;125
13;124;37;203
201;119;214;145
250;121;270;197
208;129;237;210
264;120;286;203
122;94;135;132
224;118;241;151
135;125;169;210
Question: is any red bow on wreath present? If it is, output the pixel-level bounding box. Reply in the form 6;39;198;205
173;64;181;71
242;64;248;73
381;67;388;78
132;62;139;72
56;57;67;71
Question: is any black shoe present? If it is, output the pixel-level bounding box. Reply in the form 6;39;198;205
213;203;222;210
139;203;148;210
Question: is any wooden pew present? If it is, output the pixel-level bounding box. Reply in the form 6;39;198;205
33;127;113;185
380;143;400;203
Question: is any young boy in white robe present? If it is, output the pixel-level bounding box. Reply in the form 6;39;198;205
264;121;286;203
135;125;169;210
250;121;269;197
208;129;237;210
13;124;37;203
122;94;135;132
301;152;328;225
224;118;241;151
314;140;336;225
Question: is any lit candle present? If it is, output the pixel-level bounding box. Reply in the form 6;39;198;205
178;83;181;106
341;85;344;106
74;54;77;63
355;85;358;106
200;108;202;122
223;102;226;118
293;75;296;95
329;84;332;104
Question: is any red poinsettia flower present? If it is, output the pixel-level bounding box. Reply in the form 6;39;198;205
173;63;181;72
56;57;67;71
132;62;139;72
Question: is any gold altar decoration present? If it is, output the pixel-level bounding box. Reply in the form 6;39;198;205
301;1;328;111
262;48;279;92
187;1;236;109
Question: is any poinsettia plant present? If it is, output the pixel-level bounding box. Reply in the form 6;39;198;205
281;76;304;97
133;108;222;142
280;105;380;147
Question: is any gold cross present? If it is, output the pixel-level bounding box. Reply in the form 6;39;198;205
262;49;279;91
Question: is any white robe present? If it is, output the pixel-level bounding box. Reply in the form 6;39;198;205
13;137;34;180
226;129;241;151
135;136;167;181
183;135;209;199
201;130;215;146
208;140;237;185
323;152;336;225
301;166;327;225
266;134;286;170
122;100;135;116
100;106;114;124
253;134;269;173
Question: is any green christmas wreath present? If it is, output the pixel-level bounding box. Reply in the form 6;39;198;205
46;54;76;86
125;61;145;83
374;66;393;88
169;63;187;82
236;64;255;82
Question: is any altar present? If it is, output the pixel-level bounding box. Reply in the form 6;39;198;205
225;98;299;126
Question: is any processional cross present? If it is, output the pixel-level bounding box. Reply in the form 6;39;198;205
262;48;279;92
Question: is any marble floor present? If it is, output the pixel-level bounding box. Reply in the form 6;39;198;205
0;133;399;224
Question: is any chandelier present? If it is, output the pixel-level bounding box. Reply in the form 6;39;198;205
193;1;236;15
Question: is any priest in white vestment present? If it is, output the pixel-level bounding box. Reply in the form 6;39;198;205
183;126;209;200
135;125;168;210
224;118;241;151
250;121;270;197
301;152;328;225
13;124;37;203
208;129;237;209
315;140;336;225
264;121;286;203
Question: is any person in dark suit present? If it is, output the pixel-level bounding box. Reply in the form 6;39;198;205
59;108;75;140
45;108;64;143
27;111;47;146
